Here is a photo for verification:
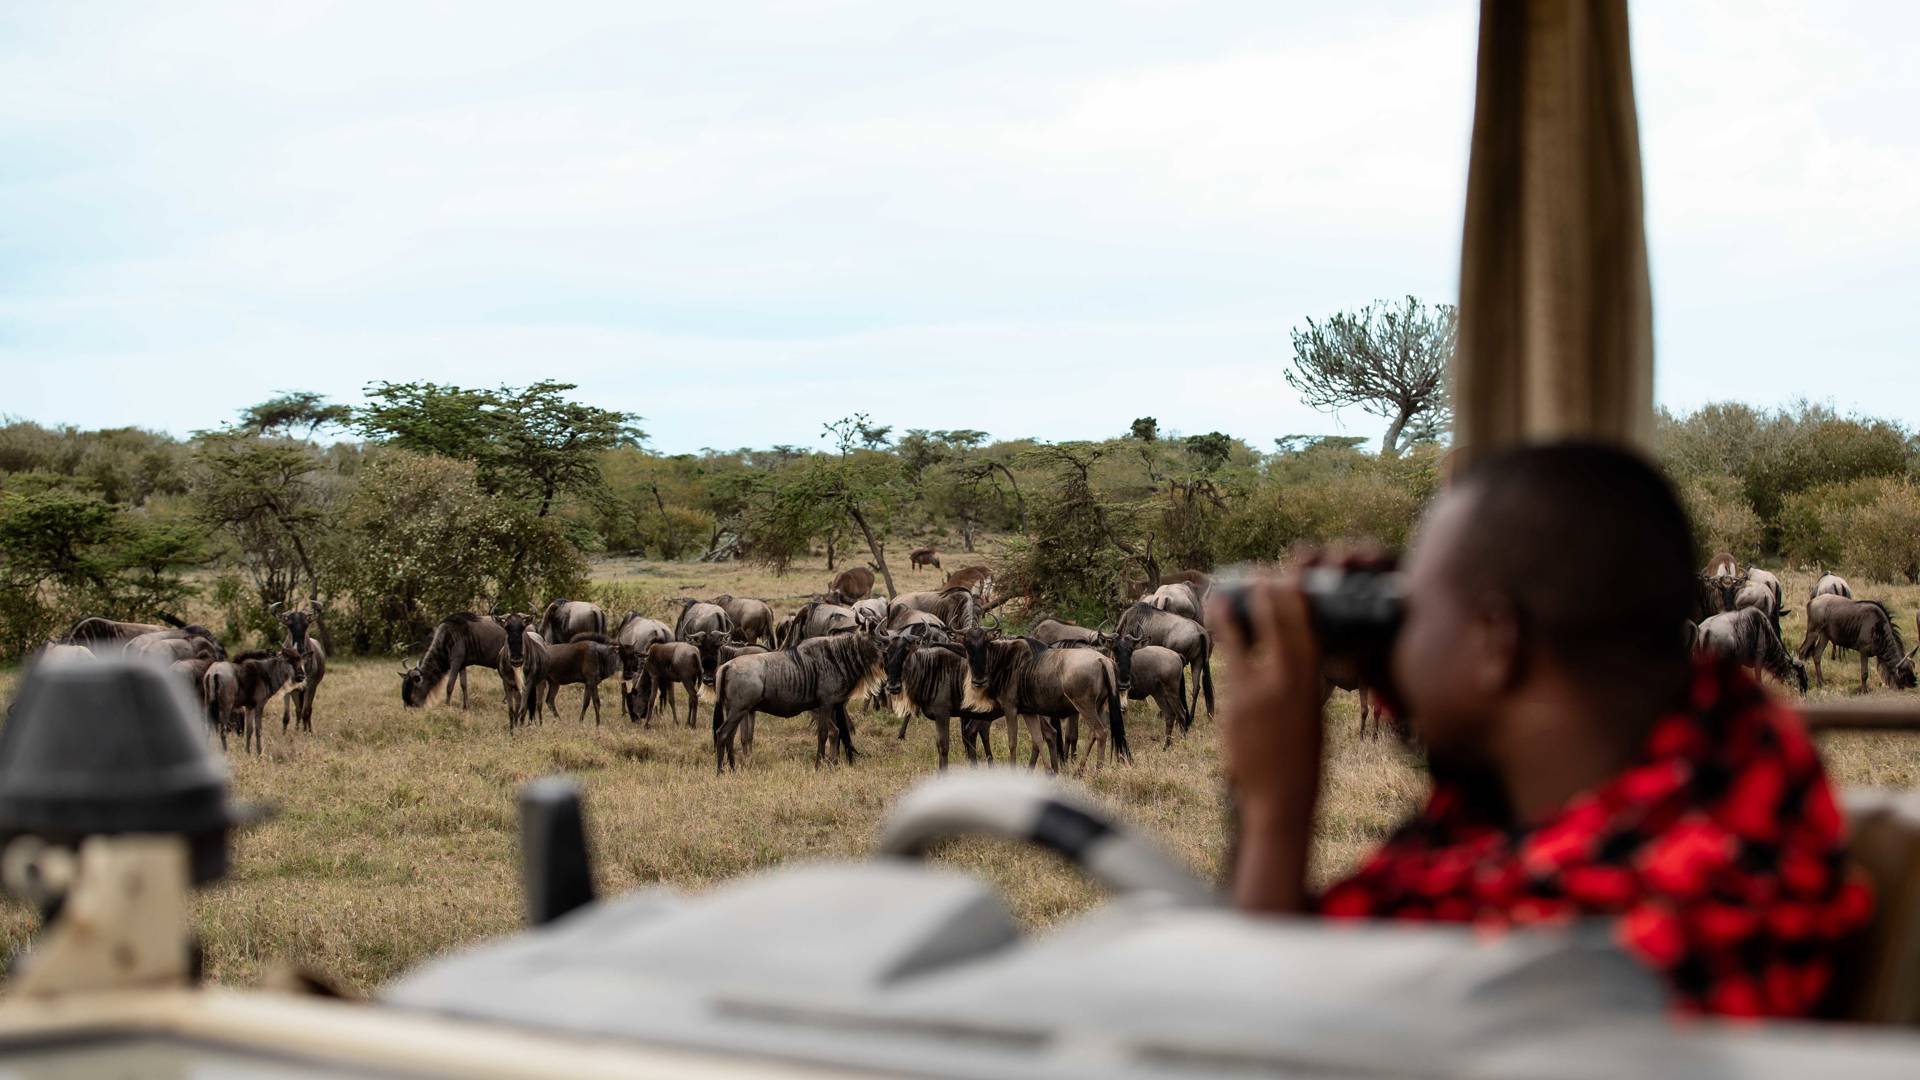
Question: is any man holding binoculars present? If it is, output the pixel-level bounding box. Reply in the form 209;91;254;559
1210;442;1868;1019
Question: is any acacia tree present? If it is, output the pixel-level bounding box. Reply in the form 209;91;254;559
192;432;337;648
238;391;353;442
1286;295;1455;457
734;415;909;596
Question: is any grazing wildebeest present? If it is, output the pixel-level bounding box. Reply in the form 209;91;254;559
1114;602;1214;720
1797;595;1917;692
402;612;514;709
674;599;734;642
959;627;1128;775
613;613;674;718
1695;608;1808;692
540;599;606;644
1143;582;1203;623
204;646;305;755
274;603;327;734
710;595;774;647
827;565;876;604
1810;574;1853;660
891;586;979;631
63;615;222;655
1703;551;1739;580
688;629;768;686
491;613;544;729
909;546;942;571
943;565;993;596
636;641;704;727
777;600;858;647
523;634;621;726
710;632;882;773
850;596;891;632
880;634;1002;770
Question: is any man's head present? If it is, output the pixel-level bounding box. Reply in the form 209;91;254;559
1390;442;1697;760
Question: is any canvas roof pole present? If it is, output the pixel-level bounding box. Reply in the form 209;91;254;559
1452;0;1654;462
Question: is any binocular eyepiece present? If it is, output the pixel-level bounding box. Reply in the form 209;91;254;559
1216;564;1407;662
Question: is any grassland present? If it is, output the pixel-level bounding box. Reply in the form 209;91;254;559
1;559;1916;993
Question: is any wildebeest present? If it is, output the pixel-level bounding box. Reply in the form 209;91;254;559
204;646;305;754
1703;551;1739;580
827;565;875;604
884;606;949;637
674;598;734;642
1734;566;1789;638
1694;608;1808;692
880;634;1002;770
275;603;327;734
522;634;622;726
401;612;514;709
125;629;223;664
1797;595;1917;692
1143;582;1203;623
1810;574;1853;660
1106;635;1190;749
943;565;993;595
613;612;674;716
169;656;212;708
1693;573;1741;621
1322;654;1382;740
850;596;891;633
710;595;774;647
540;599;607;644
1028;617;1105;647
1114;602;1214;720
687;629;768;687
491;613;544;729
637;641;704;727
777;600;859;647
710;632;883;772
909;546;942;571
890;586;980;632
63;615;222;655
959;627;1128;775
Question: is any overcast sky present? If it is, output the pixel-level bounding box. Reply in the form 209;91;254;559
4;2;1915;453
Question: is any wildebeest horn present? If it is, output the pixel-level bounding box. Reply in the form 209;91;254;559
270;600;285;614
984;612;1003;631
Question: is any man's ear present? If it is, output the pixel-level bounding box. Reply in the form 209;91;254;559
1467;600;1525;694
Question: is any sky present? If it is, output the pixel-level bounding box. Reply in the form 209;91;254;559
3;1;1916;454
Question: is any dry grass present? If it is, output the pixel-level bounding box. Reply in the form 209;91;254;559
0;559;1914;994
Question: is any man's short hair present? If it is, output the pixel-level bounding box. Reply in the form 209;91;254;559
1445;441;1698;682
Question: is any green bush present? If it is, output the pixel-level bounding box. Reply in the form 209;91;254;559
1838;480;1920;584
1676;476;1763;561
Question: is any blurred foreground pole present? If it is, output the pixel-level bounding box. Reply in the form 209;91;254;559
1452;0;1654;463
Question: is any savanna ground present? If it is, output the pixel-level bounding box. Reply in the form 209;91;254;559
1;558;1917;993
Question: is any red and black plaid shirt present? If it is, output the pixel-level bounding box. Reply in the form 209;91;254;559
1317;660;1872;1018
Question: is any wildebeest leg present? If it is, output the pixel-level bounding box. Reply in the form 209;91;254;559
812;708;832;768
1021;715;1055;772
934;714;951;771
282;689;295;734
687;682;701;729
1073;707;1105;777
1062;712;1080;762
661;679;679;726
742;712;758;767
580;680;597;726
458;668;470;711
897;714;912;740
1860;652;1871;693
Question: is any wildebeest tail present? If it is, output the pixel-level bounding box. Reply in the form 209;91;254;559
709;666;727;743
158;611;186;627
1104;662;1131;763
835;704;859;763
1177;667;1192;731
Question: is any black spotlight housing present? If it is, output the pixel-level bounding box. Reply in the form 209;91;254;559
0;657;268;887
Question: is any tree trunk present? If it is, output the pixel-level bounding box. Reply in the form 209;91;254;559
1381;407;1410;458
960;517;976;553
826;531;836;571
847;507;898;599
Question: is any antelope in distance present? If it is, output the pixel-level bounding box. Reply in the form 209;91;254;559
943;564;993;596
274;600;327;734
908;546;941;571
827;565;875;604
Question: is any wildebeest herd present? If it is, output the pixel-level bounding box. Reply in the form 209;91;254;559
31;548;1916;773
1690;552;1917;694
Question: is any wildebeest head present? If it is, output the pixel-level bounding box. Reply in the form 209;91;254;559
881;631;917;696
1109;631;1145;693
279;644;306;684
399;657;426;706
495;612;536;668
275;599;318;658
962;625;997;689
691;629;731;685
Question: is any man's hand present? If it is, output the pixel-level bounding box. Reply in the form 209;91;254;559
1209;565;1330;915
